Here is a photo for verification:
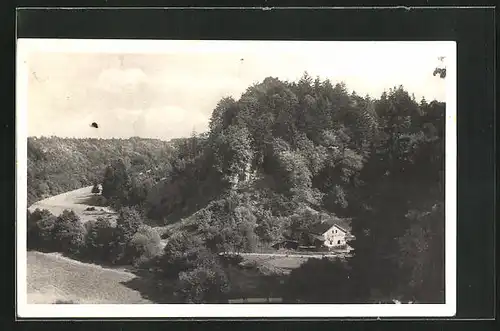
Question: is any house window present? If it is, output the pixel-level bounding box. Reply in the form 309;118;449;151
337;240;341;245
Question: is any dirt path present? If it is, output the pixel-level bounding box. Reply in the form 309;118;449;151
27;251;151;304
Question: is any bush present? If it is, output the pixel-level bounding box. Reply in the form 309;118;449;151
159;233;208;279
116;207;143;237
83;217;116;263
109;207;144;264
174;261;230;303
52;210;86;255
27;208;57;251
82;208;156;266
129;225;163;267
152;231;231;303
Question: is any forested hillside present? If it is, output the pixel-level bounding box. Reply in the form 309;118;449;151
27;137;176;206
148;74;444;302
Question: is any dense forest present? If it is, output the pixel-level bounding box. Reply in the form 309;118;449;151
27;72;445;304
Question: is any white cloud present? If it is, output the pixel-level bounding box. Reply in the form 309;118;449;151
135;106;209;139
95;68;148;93
69;106;209;140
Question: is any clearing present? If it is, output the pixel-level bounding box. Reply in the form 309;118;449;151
28;185;168;247
27;251;151;304
28;186;117;224
241;254;309;274
223;251;350;275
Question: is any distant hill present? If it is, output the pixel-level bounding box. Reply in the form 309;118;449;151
27;136;177;206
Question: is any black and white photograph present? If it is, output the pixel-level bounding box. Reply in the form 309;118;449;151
16;39;456;318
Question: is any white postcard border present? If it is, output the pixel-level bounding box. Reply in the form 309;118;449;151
16;39;457;318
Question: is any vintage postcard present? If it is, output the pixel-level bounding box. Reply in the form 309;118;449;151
16;39;456;318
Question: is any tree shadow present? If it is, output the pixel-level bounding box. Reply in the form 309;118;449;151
119;270;177;304
54;299;76;304
73;193;110;208
119;262;288;304
147;169;227;225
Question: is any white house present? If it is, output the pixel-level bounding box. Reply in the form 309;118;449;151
308;218;353;249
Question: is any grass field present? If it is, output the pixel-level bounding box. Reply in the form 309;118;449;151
26;186;171;304
28;186;117;224
27;251;151;304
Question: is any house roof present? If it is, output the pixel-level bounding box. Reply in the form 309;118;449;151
309;217;352;235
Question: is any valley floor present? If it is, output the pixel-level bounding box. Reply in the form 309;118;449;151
25;186;337;304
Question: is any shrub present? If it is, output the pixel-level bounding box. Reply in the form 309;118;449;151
83;217;116;263
109;207;144;264
159;233;207;279
116;207;143;239
27;208;50;248
129;225;163;266
52;210;86;255
27;208;57;251
173;253;230;303
153;231;231;303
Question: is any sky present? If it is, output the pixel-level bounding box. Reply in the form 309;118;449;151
20;40;451;140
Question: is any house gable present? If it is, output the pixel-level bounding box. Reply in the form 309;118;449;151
323;224;347;236
309;218;352;236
